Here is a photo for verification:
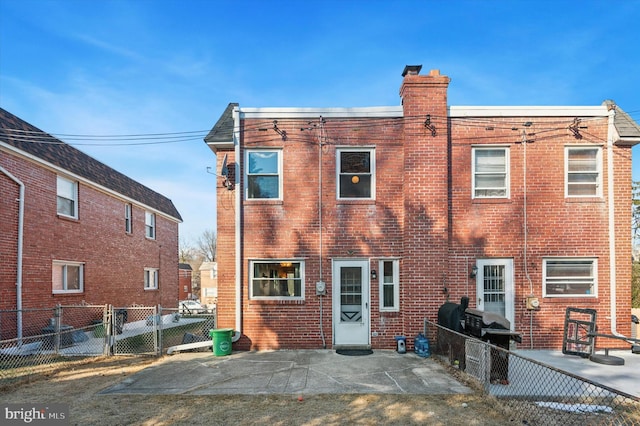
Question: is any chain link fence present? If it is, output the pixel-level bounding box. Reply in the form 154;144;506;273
0;304;216;385
425;319;640;425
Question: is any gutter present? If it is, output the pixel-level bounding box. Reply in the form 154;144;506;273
606;106;627;339
232;105;242;342
0;166;25;343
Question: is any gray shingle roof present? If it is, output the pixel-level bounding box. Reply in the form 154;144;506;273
0;107;182;221
204;102;237;149
603;100;640;144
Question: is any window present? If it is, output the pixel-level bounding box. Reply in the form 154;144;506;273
543;258;597;297
125;204;132;234
472;147;509;198
52;261;84;293
246;150;282;199
566;147;602;197
145;211;155;239
249;260;304;300
144;268;159;290
337;148;375;199
379;259;400;312
56;176;78;218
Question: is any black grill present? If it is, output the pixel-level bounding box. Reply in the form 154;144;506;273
437;298;522;383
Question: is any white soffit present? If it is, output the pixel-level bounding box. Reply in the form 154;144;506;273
240;106;404;119
449;105;608;117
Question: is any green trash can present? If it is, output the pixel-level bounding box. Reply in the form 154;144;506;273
209;328;234;356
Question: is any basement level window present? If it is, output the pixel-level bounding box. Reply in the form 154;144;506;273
52;261;84;294
249;260;304;300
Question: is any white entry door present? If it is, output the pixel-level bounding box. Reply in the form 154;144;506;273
476;258;515;329
333;260;370;347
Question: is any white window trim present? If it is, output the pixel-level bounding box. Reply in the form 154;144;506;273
336;147;376;200
56;175;78;218
125;203;132;234
565;146;603;198
471;146;510;199
145;211;156;239
542;257;598;298
245;149;283;200
144;268;159;290
52;260;84;294
378;259;400;312
249;259;305;301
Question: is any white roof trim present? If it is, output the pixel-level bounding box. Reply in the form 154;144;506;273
449;105;608;117
240;106;403;119
239;105;609;119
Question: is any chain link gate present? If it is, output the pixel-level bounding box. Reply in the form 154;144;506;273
109;305;159;356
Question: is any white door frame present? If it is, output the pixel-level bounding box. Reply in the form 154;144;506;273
332;259;370;347
475;258;515;329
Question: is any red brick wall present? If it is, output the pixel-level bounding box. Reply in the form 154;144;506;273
215;149;238;333
0;150;179;313
178;269;192;300
448;117;633;349
213;74;634;351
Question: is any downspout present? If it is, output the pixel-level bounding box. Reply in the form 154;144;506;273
318;116;326;349
232;106;242;342
522;128;535;349
606;106;627;339
0;166;25;343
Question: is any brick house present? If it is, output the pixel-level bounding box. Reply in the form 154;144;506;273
178;263;193;300
0;108;182;328
204;66;640;351
199;261;218;307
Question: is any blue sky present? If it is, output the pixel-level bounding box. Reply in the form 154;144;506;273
1;0;639;243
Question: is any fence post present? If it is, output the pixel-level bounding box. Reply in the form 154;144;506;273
104;304;114;356
156;305;161;355
54;304;62;353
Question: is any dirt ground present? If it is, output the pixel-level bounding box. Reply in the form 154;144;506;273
1;356;516;425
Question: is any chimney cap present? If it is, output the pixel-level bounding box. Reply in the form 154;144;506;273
402;65;422;77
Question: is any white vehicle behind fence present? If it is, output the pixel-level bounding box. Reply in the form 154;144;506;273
178;300;206;314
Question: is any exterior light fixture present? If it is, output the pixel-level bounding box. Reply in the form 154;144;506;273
371;269;377;280
470;265;478;279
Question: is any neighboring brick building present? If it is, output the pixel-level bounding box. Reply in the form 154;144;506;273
204;66;640;351
0;108;182;331
179;263;193;301
199;261;218;308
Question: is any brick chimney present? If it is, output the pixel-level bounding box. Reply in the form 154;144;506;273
400;66;450;116
400;65;451;331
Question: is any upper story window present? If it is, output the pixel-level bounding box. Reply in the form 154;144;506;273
246;149;282;200
379;259;400;312
472;147;509;198
52;260;84;294
145;211;156;239
337;148;375;199
566;147;602;197
56;176;78;218
543;258;597;297
249;260;304;300
125;203;132;234
144;268;159;290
